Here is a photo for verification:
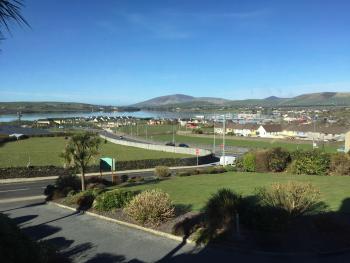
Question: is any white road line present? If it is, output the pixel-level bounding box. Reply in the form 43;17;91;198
0;188;29;193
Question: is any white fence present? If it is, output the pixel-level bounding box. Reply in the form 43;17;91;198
100;135;211;156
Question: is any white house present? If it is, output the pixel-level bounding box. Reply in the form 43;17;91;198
257;124;283;138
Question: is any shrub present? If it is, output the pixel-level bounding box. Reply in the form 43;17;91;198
86;176;111;186
196;188;243;244
55;174;80;192
44;184;56;200
93;189;137;211
64;190;98;209
330;153;350;175
256;181;324;218
192;128;203;134
176;171;191;177
124;189;175;226
267;147;291;172
243;152;256;172
154;166;171;178
254;150;270;172
224;165;237;172
290;150;330;175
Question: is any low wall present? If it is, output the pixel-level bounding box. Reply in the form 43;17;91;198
100;134;212;156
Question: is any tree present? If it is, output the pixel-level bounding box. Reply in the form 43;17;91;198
61;133;101;191
0;0;29;41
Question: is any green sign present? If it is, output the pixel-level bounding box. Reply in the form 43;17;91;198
100;157;115;172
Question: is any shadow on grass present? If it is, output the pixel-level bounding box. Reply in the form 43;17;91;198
339;198;350;214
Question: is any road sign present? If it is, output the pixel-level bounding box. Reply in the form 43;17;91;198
100;157;115;172
195;148;200;156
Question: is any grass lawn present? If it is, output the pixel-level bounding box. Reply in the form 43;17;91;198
141;134;340;152
122;172;350;213
0;137;190;167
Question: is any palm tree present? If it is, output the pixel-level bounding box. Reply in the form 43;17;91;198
0;0;29;40
61;133;101;191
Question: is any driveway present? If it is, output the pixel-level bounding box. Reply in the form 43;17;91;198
1;200;350;262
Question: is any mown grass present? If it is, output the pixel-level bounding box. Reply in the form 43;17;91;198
122;172;350;213
0;137;190;167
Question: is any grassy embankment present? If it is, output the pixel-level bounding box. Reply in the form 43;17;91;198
0;137;190;167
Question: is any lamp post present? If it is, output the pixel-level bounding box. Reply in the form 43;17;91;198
213;114;216;154
222;114;226;159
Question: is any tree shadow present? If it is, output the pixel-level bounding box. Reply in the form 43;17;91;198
339;198;350;214
11;214;38;226
0;201;46;213
174;204;193;217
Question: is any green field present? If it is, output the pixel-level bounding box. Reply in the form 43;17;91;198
115;124;340;152
123;172;350;213
139;134;340;152
0;137;190;167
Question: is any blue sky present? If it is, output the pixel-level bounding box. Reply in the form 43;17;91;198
0;0;349;105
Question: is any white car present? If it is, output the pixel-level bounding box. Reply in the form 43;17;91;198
220;156;236;166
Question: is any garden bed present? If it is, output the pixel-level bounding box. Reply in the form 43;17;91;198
52;192;350;254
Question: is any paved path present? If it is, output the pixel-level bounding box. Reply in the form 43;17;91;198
1;200;350;262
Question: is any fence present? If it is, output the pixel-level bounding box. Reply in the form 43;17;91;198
100;134;212;156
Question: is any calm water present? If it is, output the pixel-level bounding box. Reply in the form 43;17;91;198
0;110;212;122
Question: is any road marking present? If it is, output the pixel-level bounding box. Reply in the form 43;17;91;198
0;195;45;203
0;188;29;193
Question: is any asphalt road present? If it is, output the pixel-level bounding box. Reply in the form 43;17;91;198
1;199;350;262
0;167;207;202
0;171;155;202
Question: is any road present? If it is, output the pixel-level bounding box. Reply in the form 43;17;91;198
0;165;215;202
1;199;349;262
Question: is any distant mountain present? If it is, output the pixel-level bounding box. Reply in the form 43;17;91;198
132;94;230;108
264;96;283;101
0;102;131;114
132;92;350;109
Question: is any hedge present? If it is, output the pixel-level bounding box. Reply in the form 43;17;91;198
0;154;219;179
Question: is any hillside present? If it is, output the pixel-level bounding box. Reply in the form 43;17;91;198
132;94;231;108
0;102;124;114
133;92;350;109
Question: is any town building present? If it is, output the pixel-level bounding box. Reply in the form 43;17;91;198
345;131;350;153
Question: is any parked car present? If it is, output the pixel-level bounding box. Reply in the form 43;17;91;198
220;156;236;166
178;143;189;148
165;142;175;146
119;136;124;140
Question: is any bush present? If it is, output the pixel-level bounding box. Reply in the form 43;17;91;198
124;189;175;226
330;153;350;175
176;171;191;177
55;174;80;192
267;147;291;172
290;150;330;175
86;176;111;186
154;166;171;178
93;189;137;211
243;152;256;172
196;189;243;244
256;182;324;218
192;128;203;134
64;189;98;209
254;150;270;172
